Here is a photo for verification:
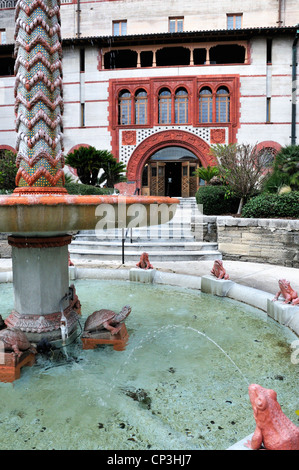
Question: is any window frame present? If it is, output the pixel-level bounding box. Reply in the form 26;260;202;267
169;17;184;33
113;20;127;36
114;79;234;128
216;86;230;123
199;87;213;124
174;87;189;124
227;13;243;30
135;89;148;125
0;29;6;45
158;88;172;124
118;90;132;126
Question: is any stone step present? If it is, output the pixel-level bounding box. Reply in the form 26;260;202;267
70;240;218;252
69;248;222;262
74;227;196;240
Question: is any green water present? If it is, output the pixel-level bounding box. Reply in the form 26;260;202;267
0;279;298;450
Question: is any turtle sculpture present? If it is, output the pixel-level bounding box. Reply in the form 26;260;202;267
0;328;37;357
83;305;132;336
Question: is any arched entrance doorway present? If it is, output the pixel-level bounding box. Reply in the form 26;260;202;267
142;146;200;197
126;130;215;197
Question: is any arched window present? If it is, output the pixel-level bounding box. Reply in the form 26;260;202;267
175;88;188;124
158;88;172;124
135;89;147;125
216;87;230;123
199;87;213;123
118;90;131;125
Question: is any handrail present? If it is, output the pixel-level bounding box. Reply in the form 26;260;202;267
121;226;133;264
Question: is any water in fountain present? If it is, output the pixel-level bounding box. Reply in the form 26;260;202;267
0;280;298;450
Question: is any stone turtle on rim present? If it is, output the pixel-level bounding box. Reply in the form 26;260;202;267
0;328;37;357
83;306;131;336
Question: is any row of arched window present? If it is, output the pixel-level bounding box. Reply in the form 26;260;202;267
118;86;230;126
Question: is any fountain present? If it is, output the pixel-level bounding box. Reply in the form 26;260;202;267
0;279;298;450
0;0;178;350
0;0;298;451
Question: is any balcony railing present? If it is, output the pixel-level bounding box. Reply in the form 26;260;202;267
0;0;17;9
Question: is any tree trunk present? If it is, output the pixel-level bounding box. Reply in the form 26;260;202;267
237;197;244;215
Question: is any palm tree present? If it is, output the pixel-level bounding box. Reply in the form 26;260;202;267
193;165;220;185
97;151;127;187
66;147;127;187
65;146;101;185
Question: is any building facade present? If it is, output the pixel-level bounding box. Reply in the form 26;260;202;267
0;0;298;196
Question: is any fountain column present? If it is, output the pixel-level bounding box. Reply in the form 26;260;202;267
0;0;179;347
5;0;79;344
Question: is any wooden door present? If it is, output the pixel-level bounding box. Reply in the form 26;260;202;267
189;162;199;197
181;161;189;198
149;162;165;196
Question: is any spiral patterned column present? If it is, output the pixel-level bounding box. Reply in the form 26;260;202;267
14;0;66;194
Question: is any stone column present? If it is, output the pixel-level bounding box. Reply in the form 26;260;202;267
6;0;80;345
5;235;80;343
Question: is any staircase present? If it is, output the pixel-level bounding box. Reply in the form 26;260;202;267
69;197;222;262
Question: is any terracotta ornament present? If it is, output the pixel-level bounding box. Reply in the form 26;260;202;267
83;305;132;336
273;279;299;304
248;384;299;450
136;252;154;270
211;259;229;280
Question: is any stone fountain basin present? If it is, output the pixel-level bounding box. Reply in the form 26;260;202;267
0;194;179;236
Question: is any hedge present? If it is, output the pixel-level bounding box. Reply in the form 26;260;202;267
195;185;239;215
242;192;299;218
0;183;116;195
64;182;117;195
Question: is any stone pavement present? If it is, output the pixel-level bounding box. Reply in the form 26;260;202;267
1;257;298;298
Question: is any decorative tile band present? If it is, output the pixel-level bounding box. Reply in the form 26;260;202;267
14;0;65;192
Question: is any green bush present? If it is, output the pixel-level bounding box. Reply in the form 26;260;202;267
242;192;299;218
195;185;239;215
263;145;299;193
65;182;117;195
0;150;17;191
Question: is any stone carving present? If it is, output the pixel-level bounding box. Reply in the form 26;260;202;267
273;279;299;304
136;252;154;270
0;328;37;357
210;128;226;144
83;306;131;336
211;259;229;280
248;384;299;450
5;285;81;333
122;131;136;146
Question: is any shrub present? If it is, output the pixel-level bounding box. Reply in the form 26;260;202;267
195;185;239;215
0;150;17;191
65;182;116;195
242;192;299;218
263;145;299;193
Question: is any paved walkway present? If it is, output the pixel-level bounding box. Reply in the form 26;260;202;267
1;257;298;297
